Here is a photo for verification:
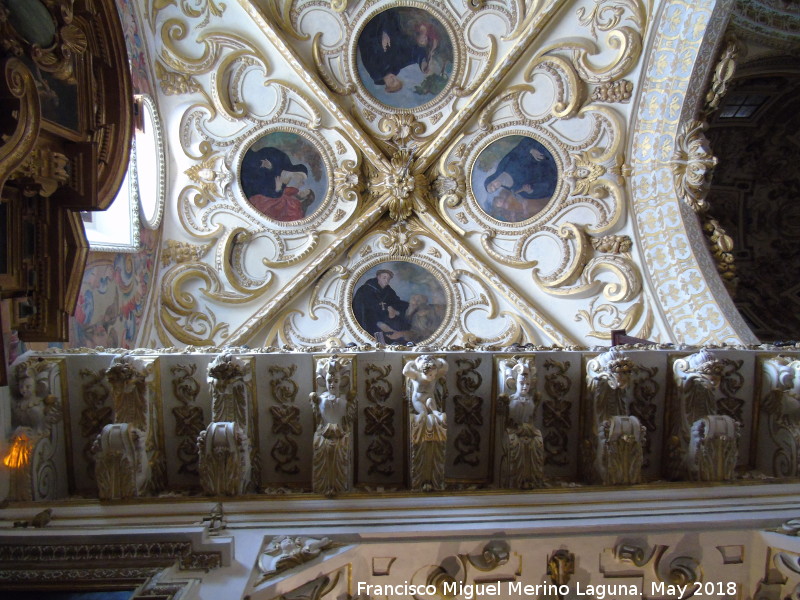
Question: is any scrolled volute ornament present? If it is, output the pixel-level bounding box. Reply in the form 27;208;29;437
333;158;363;203
671;120;718;213
258;535;334;580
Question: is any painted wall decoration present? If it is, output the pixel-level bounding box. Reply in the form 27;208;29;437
356;7;453;109
70;228;157;349
471;135;558;223
351;261;446;344
240;132;327;223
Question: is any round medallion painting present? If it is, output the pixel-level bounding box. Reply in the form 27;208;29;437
240;132;327;222
471;135;558;223
352;261;447;344
356;7;453;109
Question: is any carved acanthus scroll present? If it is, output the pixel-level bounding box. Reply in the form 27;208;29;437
94;355;164;500
669;349;740;481
197;353;254;495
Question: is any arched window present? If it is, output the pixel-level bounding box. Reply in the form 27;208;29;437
82;94;166;251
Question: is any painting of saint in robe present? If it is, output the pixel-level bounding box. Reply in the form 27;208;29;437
356;7;453;109
351;261;447;344
240;132;327;222
471;135;558;223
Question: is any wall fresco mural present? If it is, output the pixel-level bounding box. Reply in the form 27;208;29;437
70;228;158;349
356;7;453;109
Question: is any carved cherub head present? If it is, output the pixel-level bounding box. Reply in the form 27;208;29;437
415;354;445;382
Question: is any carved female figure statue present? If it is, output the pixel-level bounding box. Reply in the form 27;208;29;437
403;354;448;491
497;358;543;489
310;356;356;497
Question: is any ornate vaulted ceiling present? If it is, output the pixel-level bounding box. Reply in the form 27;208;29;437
134;0;760;350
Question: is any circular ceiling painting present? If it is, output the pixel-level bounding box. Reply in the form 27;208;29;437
240;131;327;223
356;7;453;109
351;261;447;344
471;135;558;223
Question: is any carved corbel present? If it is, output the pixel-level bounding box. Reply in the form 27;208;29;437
200;353;256;495
310;355;356;497
197;422;251;496
669;349;739;481
93;423;149;500
105;354;165;494
6;359;65;501
761;357;800;477
496;357;544;489
585;349;646;485
404;354;449;491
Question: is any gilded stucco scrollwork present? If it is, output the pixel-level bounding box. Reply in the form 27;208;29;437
277;224;550;347
170;363;205;476
363;363;396;477
269;364;303;475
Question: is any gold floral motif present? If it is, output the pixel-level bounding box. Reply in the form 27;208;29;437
155;61;204;96
377;113;427;148
592;79;634;103
161;240;214;267
380;221;423;257
590;235;633;254
369;150;430;221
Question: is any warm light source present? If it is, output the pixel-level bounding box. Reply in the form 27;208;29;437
3;433;31;469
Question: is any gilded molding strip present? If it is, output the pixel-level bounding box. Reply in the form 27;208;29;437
417;0;567;172
418;210;577;346
629;0;756;344
237;0;387;170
